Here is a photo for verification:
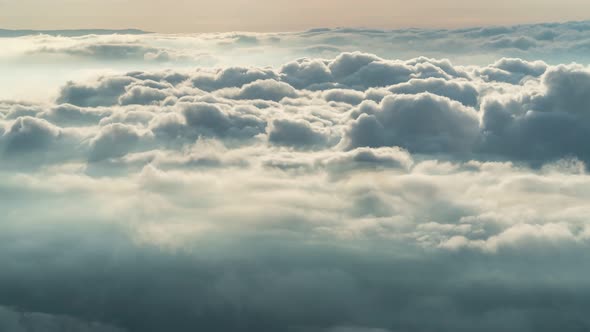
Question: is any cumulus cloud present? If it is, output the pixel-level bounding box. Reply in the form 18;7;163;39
179;102;267;140
267;118;330;149
88;123;145;161
39;104;112;126
118;85;169;106
533;64;590;114
57;76;137;107
222;79;298;101
345;93;479;154
192;67;279;92
0;115;86;170
480;64;590;163
387;78;479;107
323;89;365;105
477;58;548;83
280;58;333;89
4;52;590;165
322;147;414;175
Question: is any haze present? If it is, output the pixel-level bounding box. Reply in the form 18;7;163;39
1;0;590;32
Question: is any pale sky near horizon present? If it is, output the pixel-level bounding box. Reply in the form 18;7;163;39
1;0;589;32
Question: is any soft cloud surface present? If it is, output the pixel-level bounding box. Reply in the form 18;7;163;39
2;21;590;332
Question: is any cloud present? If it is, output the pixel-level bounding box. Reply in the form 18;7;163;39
480;64;590;163
1;116;61;154
4;22;590;332
39;104;111;126
34;43;161;61
192;67;279;92
221;79;298;101
88;123;144;161
280;58;333;89
118;85;169;106
322;147;413;175
4;20;590;74
57;76;137;107
0;28;146;37
4;52;590;168
331;53;414;89
441;222;579;253
477;58;547;83
267;118;330;149
492;58;547;77
387;78;479;107
0;306;125;332
323;89;365;105
179;102;267;140
344;93;479;153
4;52;590;167
484;36;538;50
2;152;590;332
533;64;590;114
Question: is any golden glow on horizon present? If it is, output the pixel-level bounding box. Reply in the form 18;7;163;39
0;0;589;32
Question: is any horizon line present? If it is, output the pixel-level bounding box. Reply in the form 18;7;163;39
1;18;590;36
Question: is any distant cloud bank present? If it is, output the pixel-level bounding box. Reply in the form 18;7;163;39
0;28;148;37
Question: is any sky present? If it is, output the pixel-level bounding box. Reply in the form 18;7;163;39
1;0;590;32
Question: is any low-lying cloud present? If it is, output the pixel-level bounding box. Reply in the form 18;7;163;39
2;21;590;332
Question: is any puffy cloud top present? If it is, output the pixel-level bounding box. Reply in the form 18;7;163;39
345;93;479;154
1;116;61;154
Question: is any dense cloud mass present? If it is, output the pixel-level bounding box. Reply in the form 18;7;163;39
0;306;123;332
2;21;590;332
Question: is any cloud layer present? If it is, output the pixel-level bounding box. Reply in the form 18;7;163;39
2;21;590;332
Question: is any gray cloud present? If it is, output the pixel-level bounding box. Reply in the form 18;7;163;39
477;58;547;84
39;104;112;126
0;306;124;332
268;118;330;149
5;53;590;167
323;89;365;105
119;86;169;106
322;147;413;175
387;78;479;107
89;123;145;161
223;79;298;102
533;64;590;114
35;43;160;61
483;36;538;50
192;67;279;92
1;116;61;154
280;58;333;89
57;76;137;107
345;93;479;154
3;218;590;332
480;64;590;164
180;102;267;139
